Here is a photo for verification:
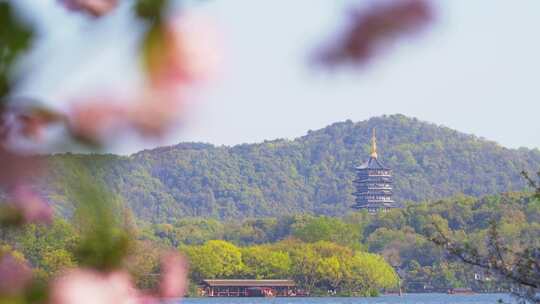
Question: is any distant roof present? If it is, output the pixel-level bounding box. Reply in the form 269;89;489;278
356;156;389;170
353;202;402;209
201;280;295;287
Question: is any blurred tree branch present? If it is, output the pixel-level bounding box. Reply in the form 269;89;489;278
522;170;540;199
430;170;540;303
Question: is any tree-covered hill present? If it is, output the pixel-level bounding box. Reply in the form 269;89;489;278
46;114;540;222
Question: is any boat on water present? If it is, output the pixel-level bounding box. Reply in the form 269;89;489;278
447;288;475;295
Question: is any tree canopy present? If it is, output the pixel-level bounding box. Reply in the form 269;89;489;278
45;115;540;221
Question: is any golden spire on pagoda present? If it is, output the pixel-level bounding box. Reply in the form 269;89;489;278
370;128;378;159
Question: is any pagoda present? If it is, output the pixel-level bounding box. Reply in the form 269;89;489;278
352;129;400;213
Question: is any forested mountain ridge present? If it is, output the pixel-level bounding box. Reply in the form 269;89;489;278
46;114;540;222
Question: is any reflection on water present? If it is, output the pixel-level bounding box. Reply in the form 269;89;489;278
176;293;512;304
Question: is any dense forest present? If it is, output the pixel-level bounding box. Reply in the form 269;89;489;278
3;191;538;295
45;114;540;222
2;114;539;295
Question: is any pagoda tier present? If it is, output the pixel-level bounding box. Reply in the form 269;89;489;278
352;130;402;213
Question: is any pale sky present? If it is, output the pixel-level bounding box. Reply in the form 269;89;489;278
13;0;540;154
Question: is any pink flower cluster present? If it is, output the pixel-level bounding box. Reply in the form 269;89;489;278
9;12;223;145
8;184;53;224
0;147;52;224
59;0;118;17
318;0;433;66
0;7;213;302
0;253;32;296
147;13;222;87
50;253;188;304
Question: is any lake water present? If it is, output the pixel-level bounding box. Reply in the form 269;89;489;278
177;294;513;304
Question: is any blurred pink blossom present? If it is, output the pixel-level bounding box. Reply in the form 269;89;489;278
16;108;66;142
61;11;222;145
66;92;183;143
0;106;66;146
0;147;43;188
0;254;32;295
67;100;130;144
0;111;51;224
59;0;118;17
8;184;53;224
147;12;222;89
129;88;186;137
318;0;433;67
159;252;189;298
51;269;143;304
51;253;188;304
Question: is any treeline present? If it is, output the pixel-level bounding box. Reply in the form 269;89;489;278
141;191;540;293
181;240;397;296
0;220;397;296
45;114;540;221
2;191;538;295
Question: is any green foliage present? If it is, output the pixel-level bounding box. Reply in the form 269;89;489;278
241;246;291;279
0;244;26;264
126;240;163;290
73;195;130;270
2;189;538;295
10;220;78;279
170;218;223;245
135;0;168;22
181;240;244;281
0;2;34;100
292;216;361;248
156;191;539;293
180;239;397;295
58;163;132;271
350;252;398;295
40;249;75;275
44;115;540;222
3;116;539;296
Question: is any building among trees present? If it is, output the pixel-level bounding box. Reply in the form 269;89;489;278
353;129;401;213
198;279;299;297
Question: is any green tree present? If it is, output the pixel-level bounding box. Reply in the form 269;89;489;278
181;240;243;281
41;249;75;276
293;216;360;248
241;246;290;279
317;256;343;291
348;252;398;296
